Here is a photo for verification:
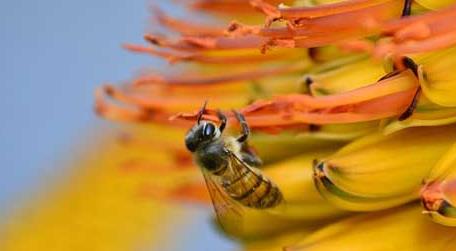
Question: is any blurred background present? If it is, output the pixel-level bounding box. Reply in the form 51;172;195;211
0;1;235;250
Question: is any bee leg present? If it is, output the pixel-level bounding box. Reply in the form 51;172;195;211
241;152;263;167
232;110;249;143
398;57;421;121
240;143;263;167
217;110;227;133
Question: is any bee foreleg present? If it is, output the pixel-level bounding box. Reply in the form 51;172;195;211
233;110;249;143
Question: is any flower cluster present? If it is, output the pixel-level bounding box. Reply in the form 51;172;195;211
97;0;456;250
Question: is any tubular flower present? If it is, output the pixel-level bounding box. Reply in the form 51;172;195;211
95;0;456;250
1;126;192;251
421;142;456;226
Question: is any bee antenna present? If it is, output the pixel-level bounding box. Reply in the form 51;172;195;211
197;100;208;124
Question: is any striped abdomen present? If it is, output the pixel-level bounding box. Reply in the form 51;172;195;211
221;166;283;209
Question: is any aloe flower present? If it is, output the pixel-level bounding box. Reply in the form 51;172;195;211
1;127;192;251
94;0;456;250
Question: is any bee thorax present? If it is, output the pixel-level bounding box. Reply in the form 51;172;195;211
195;140;229;174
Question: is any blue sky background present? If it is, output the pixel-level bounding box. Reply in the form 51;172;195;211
0;1;235;250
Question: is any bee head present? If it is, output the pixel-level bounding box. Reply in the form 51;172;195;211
185;121;221;152
185;102;221;152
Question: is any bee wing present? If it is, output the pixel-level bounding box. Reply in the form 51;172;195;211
227;150;261;177
200;168;244;235
226;151;265;199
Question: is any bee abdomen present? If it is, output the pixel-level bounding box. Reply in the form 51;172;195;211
231;175;263;201
227;173;283;209
257;181;283;208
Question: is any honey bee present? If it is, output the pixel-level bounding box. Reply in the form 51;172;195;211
184;102;283;232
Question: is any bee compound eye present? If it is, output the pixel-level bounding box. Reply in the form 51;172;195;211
203;123;216;138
